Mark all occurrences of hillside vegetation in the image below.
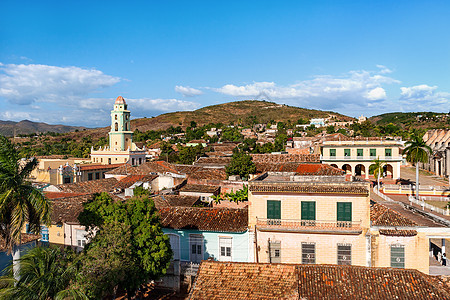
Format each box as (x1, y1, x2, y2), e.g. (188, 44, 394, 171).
(369, 112, 450, 129)
(0, 120, 86, 137)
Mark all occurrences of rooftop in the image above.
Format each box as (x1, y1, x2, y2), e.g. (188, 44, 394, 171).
(0, 233, 41, 252)
(115, 174, 158, 189)
(78, 164, 123, 171)
(57, 177, 118, 194)
(158, 207, 248, 232)
(255, 162, 344, 175)
(152, 194, 202, 209)
(190, 261, 450, 300)
(115, 95, 126, 104)
(106, 161, 182, 176)
(250, 153, 320, 163)
(179, 184, 220, 194)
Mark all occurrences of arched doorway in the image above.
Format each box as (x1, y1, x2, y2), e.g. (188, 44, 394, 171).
(383, 164, 393, 178)
(355, 164, 366, 177)
(342, 164, 352, 175)
(330, 164, 339, 169)
(368, 164, 376, 176)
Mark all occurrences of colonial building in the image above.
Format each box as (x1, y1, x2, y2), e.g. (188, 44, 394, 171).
(422, 129, 450, 179)
(248, 172, 371, 267)
(91, 96, 146, 166)
(320, 139, 403, 179)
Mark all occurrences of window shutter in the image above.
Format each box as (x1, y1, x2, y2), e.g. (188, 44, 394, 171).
(267, 200, 281, 219)
(301, 201, 316, 220)
(330, 149, 336, 156)
(357, 149, 363, 156)
(337, 202, 352, 221)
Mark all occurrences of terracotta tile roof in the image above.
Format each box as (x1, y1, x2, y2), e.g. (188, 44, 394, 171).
(115, 175, 158, 189)
(152, 194, 201, 209)
(179, 184, 220, 194)
(173, 164, 203, 175)
(158, 207, 248, 232)
(255, 162, 344, 175)
(371, 202, 418, 227)
(0, 233, 40, 252)
(249, 182, 369, 195)
(57, 177, 118, 194)
(50, 194, 94, 224)
(194, 157, 232, 167)
(190, 261, 450, 300)
(105, 161, 182, 176)
(78, 164, 123, 171)
(44, 192, 87, 199)
(250, 153, 320, 163)
(188, 168, 228, 181)
(378, 229, 418, 236)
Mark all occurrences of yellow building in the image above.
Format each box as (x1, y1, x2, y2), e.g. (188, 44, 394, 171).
(321, 139, 403, 179)
(248, 171, 371, 267)
(91, 96, 146, 166)
(30, 157, 90, 185)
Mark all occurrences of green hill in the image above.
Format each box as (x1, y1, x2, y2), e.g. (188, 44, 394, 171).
(369, 112, 450, 129)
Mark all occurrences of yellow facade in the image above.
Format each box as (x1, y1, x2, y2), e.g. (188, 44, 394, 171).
(48, 225, 65, 245)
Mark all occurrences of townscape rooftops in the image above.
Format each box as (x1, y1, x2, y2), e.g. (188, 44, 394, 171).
(188, 168, 228, 181)
(250, 153, 320, 163)
(190, 261, 450, 300)
(194, 157, 232, 166)
(255, 162, 344, 176)
(50, 193, 94, 224)
(371, 202, 418, 227)
(152, 194, 201, 209)
(158, 207, 248, 232)
(115, 174, 158, 189)
(105, 161, 182, 176)
(179, 184, 220, 194)
(78, 164, 123, 171)
(57, 177, 118, 194)
(249, 182, 369, 195)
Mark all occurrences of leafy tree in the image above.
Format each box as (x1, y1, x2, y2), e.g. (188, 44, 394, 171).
(221, 127, 243, 142)
(77, 222, 137, 299)
(369, 157, 386, 191)
(274, 134, 288, 152)
(177, 144, 205, 165)
(0, 246, 86, 300)
(404, 133, 432, 199)
(326, 125, 335, 134)
(212, 185, 248, 203)
(0, 135, 51, 277)
(78, 193, 172, 297)
(226, 151, 256, 180)
(190, 121, 197, 128)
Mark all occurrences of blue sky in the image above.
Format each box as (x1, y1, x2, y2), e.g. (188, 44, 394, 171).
(1, 1, 449, 127)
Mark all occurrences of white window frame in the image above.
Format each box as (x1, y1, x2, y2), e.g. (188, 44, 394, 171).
(167, 233, 181, 261)
(337, 243, 352, 265)
(218, 236, 233, 261)
(189, 234, 204, 263)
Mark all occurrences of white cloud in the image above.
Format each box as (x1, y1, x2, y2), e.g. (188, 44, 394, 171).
(175, 85, 203, 97)
(0, 63, 120, 105)
(400, 84, 450, 109)
(0, 111, 33, 121)
(213, 69, 399, 111)
(376, 64, 393, 74)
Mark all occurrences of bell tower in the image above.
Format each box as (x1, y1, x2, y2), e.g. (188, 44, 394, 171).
(109, 96, 133, 151)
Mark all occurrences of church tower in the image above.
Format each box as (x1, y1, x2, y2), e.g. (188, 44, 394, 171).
(109, 96, 133, 151)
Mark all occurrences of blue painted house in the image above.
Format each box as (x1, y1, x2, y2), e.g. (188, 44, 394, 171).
(0, 234, 40, 275)
(159, 207, 249, 264)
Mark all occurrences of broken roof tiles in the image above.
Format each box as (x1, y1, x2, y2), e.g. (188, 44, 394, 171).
(255, 162, 344, 175)
(190, 261, 450, 300)
(250, 153, 320, 163)
(371, 202, 418, 227)
(158, 207, 248, 233)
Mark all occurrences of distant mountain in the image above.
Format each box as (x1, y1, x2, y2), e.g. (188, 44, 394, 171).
(0, 120, 87, 137)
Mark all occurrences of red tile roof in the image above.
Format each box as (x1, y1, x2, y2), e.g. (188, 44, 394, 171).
(255, 162, 344, 175)
(115, 175, 158, 189)
(152, 195, 201, 209)
(188, 168, 228, 181)
(194, 157, 232, 167)
(106, 161, 182, 175)
(179, 184, 220, 194)
(158, 207, 248, 232)
(57, 177, 118, 194)
(371, 202, 418, 227)
(250, 182, 369, 195)
(190, 261, 450, 300)
(250, 153, 320, 163)
(44, 192, 87, 199)
(78, 164, 123, 171)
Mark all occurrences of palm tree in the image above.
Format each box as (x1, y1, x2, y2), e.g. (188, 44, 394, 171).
(0, 135, 51, 278)
(370, 157, 386, 191)
(404, 133, 432, 200)
(0, 246, 87, 299)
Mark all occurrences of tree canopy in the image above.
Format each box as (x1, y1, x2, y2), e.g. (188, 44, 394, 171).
(225, 151, 256, 180)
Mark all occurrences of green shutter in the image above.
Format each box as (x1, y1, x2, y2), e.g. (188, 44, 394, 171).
(357, 149, 363, 157)
(301, 201, 316, 220)
(267, 200, 281, 219)
(337, 202, 352, 221)
(370, 149, 376, 157)
(330, 149, 336, 156)
(391, 245, 405, 268)
(344, 149, 350, 156)
(385, 148, 392, 156)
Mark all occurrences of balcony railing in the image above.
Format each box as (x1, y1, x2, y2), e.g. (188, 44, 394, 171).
(256, 218, 362, 234)
(320, 155, 402, 161)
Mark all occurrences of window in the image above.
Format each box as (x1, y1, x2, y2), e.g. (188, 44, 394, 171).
(337, 244, 351, 265)
(269, 240, 281, 263)
(267, 200, 281, 220)
(95, 172, 100, 180)
(357, 149, 363, 157)
(344, 149, 351, 156)
(88, 173, 93, 181)
(391, 244, 405, 268)
(301, 201, 316, 226)
(302, 243, 315, 264)
(337, 202, 352, 226)
(115, 115, 117, 120)
(370, 149, 376, 157)
(385, 148, 392, 157)
(115, 123, 118, 131)
(219, 237, 232, 261)
(168, 234, 180, 261)
(76, 230, 87, 248)
(330, 149, 336, 157)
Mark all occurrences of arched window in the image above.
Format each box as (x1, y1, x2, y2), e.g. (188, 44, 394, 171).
(115, 115, 117, 120)
(115, 123, 118, 131)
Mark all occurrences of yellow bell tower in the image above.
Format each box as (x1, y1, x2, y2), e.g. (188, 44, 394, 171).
(109, 96, 133, 151)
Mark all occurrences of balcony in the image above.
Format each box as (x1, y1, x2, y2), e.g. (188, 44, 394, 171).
(256, 218, 362, 235)
(320, 155, 402, 162)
